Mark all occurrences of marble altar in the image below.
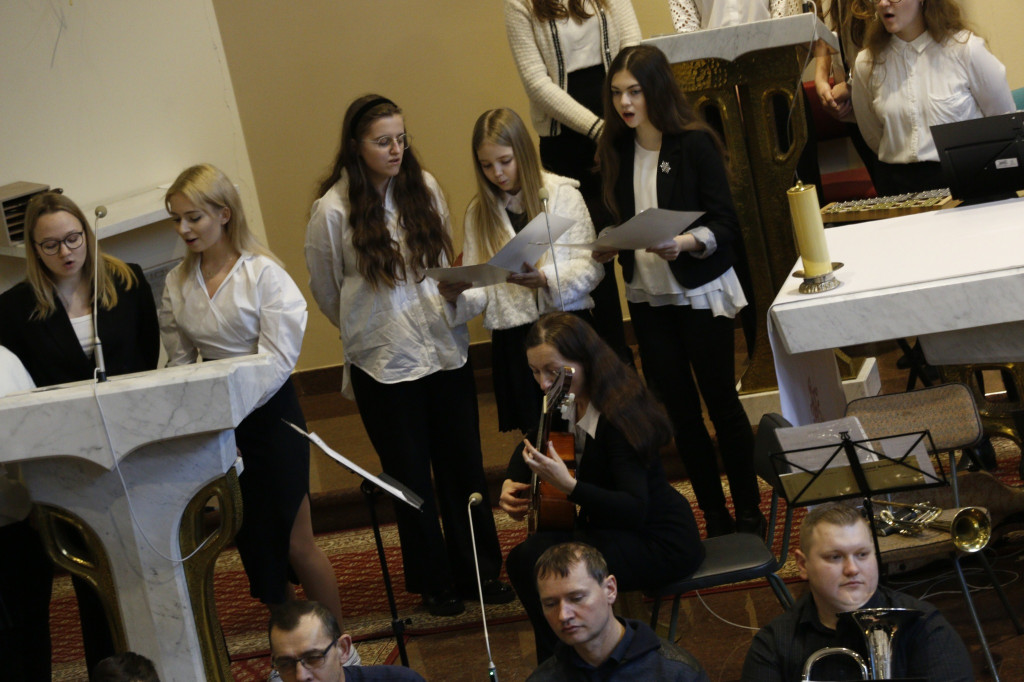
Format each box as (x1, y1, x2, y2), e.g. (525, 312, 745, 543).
(768, 196, 1024, 425)
(0, 355, 276, 681)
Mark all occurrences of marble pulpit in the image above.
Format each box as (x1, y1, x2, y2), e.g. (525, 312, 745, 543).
(646, 15, 867, 410)
(0, 355, 276, 681)
(768, 196, 1024, 425)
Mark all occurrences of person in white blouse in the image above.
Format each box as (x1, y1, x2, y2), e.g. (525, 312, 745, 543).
(304, 95, 511, 618)
(159, 164, 351, 650)
(505, 0, 639, 366)
(851, 0, 1014, 195)
(439, 108, 604, 435)
(669, 0, 797, 32)
(595, 45, 764, 538)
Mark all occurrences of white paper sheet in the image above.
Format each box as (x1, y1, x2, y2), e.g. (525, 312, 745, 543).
(558, 208, 704, 251)
(426, 212, 575, 288)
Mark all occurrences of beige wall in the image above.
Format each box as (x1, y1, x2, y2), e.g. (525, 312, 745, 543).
(209, 1, 1020, 373)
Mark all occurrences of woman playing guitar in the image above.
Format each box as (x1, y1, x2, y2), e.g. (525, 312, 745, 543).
(500, 312, 705, 663)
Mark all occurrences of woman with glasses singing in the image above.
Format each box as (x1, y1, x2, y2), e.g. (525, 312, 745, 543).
(850, 0, 1013, 195)
(0, 191, 160, 674)
(305, 95, 510, 618)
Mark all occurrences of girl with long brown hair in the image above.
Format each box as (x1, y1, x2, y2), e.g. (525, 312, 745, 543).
(595, 44, 764, 540)
(305, 95, 509, 617)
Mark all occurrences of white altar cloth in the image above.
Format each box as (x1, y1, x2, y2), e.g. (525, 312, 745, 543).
(768, 196, 1024, 425)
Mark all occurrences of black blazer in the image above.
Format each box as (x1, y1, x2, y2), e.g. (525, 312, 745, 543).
(613, 129, 741, 289)
(0, 263, 160, 387)
(507, 415, 704, 571)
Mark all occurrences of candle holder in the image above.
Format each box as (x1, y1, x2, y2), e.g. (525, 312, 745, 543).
(793, 262, 844, 294)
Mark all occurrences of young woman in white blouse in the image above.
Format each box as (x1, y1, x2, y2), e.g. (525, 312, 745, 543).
(596, 45, 763, 538)
(440, 108, 604, 434)
(504, 0, 640, 365)
(304, 95, 510, 617)
(851, 0, 1014, 195)
(159, 164, 348, 637)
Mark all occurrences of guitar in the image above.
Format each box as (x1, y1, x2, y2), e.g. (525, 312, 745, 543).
(527, 366, 577, 535)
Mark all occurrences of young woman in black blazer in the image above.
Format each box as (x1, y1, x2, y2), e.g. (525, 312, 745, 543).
(594, 44, 763, 538)
(501, 312, 703, 663)
(0, 192, 160, 674)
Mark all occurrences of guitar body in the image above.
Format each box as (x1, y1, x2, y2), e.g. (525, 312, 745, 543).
(528, 431, 577, 534)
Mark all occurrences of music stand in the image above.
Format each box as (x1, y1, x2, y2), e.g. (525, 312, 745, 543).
(284, 421, 423, 667)
(769, 426, 946, 571)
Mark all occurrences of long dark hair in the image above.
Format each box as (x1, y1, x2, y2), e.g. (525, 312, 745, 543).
(525, 312, 673, 462)
(531, 0, 606, 22)
(316, 94, 453, 289)
(596, 45, 724, 223)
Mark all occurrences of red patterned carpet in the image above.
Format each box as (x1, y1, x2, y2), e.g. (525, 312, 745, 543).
(48, 438, 1024, 681)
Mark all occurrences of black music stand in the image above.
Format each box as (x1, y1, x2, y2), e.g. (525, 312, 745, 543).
(769, 428, 946, 571)
(284, 421, 423, 667)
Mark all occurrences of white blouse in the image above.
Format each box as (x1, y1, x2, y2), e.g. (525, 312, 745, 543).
(305, 171, 468, 399)
(159, 252, 307, 407)
(557, 9, 602, 73)
(625, 142, 747, 318)
(670, 0, 795, 33)
(852, 30, 1014, 164)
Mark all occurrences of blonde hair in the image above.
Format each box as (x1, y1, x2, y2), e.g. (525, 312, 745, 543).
(24, 192, 136, 320)
(467, 109, 545, 261)
(165, 164, 279, 278)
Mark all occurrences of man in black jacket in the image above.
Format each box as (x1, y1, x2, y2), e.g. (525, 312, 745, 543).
(528, 542, 708, 681)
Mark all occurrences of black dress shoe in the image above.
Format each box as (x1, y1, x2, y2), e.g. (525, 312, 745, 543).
(462, 579, 516, 605)
(703, 509, 735, 538)
(422, 589, 465, 617)
(735, 508, 768, 541)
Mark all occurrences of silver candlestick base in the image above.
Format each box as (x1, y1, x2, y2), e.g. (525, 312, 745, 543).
(793, 262, 844, 294)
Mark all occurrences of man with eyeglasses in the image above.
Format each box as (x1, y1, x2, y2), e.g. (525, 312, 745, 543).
(269, 601, 425, 681)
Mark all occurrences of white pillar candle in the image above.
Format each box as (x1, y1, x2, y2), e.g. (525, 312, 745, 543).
(787, 182, 831, 278)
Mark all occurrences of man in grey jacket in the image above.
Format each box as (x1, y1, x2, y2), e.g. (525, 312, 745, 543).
(528, 542, 708, 682)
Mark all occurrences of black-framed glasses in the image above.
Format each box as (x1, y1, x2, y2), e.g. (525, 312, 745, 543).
(363, 133, 409, 150)
(36, 231, 85, 256)
(271, 638, 337, 678)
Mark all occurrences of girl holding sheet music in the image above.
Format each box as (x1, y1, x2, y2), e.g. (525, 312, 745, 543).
(439, 108, 603, 434)
(304, 95, 509, 617)
(595, 44, 763, 538)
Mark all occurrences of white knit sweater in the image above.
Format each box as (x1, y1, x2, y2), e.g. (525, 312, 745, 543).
(504, 0, 641, 139)
(449, 172, 604, 331)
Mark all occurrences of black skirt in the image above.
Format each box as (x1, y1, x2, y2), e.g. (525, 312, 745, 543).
(491, 324, 543, 433)
(232, 378, 309, 603)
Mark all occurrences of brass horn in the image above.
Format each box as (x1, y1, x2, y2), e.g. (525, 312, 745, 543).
(802, 607, 921, 681)
(870, 499, 991, 553)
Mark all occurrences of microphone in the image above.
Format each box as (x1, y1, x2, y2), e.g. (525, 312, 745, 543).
(466, 493, 499, 682)
(92, 205, 108, 382)
(537, 188, 564, 311)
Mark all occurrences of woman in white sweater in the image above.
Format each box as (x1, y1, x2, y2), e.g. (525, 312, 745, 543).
(504, 0, 640, 365)
(441, 108, 603, 434)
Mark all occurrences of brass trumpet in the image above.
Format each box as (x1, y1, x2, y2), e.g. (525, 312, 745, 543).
(870, 499, 991, 553)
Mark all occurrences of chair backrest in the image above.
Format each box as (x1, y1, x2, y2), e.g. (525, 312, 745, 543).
(753, 413, 796, 567)
(844, 383, 983, 452)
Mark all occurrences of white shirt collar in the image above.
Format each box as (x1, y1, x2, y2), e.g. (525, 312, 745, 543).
(574, 402, 601, 440)
(503, 191, 525, 214)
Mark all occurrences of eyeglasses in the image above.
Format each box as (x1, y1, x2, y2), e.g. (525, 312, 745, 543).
(364, 133, 409, 150)
(271, 638, 337, 679)
(36, 231, 85, 256)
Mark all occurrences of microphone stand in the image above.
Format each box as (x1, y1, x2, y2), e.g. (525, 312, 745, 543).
(538, 188, 565, 311)
(93, 206, 108, 382)
(467, 493, 499, 681)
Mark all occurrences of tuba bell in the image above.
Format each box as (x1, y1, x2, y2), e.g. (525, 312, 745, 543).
(871, 499, 991, 553)
(802, 607, 921, 681)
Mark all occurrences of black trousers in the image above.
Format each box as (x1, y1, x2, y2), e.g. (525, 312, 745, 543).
(627, 302, 760, 517)
(350, 362, 503, 594)
(0, 519, 53, 682)
(873, 160, 945, 196)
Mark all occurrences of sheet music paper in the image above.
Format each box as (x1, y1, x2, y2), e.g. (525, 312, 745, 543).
(557, 208, 704, 251)
(426, 212, 575, 287)
(283, 420, 423, 510)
